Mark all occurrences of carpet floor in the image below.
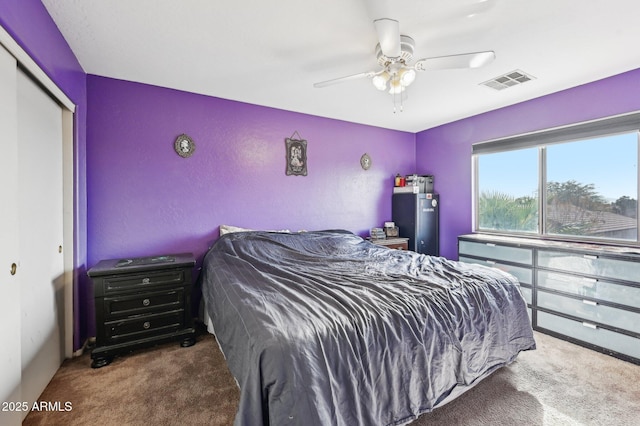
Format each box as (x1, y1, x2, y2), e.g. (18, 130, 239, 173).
(23, 329, 640, 425)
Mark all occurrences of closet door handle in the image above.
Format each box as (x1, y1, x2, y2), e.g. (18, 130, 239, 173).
(10, 263, 17, 275)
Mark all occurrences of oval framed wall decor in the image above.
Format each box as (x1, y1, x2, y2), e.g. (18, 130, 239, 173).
(174, 134, 195, 158)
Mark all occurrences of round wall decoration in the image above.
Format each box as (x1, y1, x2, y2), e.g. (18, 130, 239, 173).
(174, 134, 195, 158)
(360, 153, 372, 170)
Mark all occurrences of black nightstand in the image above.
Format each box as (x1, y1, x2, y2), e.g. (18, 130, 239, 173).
(88, 253, 197, 368)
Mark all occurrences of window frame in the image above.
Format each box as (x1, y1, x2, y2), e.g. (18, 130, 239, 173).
(472, 111, 640, 246)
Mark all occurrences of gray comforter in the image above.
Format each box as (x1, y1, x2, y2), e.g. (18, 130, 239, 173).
(201, 230, 535, 425)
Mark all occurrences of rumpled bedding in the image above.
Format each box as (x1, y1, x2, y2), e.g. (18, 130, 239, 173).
(201, 230, 535, 426)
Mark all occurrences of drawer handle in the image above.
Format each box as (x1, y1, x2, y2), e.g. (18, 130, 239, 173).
(143, 321, 151, 329)
(142, 277, 150, 284)
(583, 254, 598, 260)
(485, 260, 496, 265)
(582, 299, 598, 306)
(142, 298, 151, 307)
(486, 243, 496, 247)
(582, 322, 598, 330)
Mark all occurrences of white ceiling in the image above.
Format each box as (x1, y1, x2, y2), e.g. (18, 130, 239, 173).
(43, 0, 640, 133)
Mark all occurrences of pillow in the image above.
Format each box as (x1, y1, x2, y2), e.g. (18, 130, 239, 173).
(219, 224, 291, 237)
(219, 224, 253, 236)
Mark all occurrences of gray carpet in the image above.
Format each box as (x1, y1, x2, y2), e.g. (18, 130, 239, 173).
(24, 330, 640, 425)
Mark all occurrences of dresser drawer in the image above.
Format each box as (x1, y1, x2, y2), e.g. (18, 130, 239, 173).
(102, 269, 186, 294)
(537, 311, 640, 360)
(537, 291, 640, 334)
(537, 250, 640, 282)
(105, 310, 184, 343)
(104, 289, 184, 318)
(537, 270, 640, 310)
(459, 240, 533, 266)
(459, 256, 533, 285)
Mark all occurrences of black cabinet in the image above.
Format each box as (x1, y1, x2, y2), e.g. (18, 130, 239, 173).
(392, 193, 439, 256)
(88, 253, 196, 368)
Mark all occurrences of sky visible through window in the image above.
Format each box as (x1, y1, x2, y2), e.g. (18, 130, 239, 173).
(479, 132, 638, 202)
(479, 148, 537, 199)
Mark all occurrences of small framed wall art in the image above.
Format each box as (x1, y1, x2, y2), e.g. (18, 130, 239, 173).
(360, 153, 372, 170)
(285, 137, 307, 176)
(174, 134, 195, 158)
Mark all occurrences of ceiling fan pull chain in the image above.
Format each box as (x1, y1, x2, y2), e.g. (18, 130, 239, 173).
(392, 89, 404, 114)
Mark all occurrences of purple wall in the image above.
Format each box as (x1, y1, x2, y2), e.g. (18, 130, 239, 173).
(86, 75, 415, 334)
(8, 0, 640, 347)
(416, 68, 640, 260)
(0, 1, 88, 350)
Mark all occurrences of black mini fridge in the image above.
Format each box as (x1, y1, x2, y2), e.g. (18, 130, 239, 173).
(392, 193, 439, 256)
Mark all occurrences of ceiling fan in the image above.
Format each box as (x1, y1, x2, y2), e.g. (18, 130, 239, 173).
(313, 13, 495, 111)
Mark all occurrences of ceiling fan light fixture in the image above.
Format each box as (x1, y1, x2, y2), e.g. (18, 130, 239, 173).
(313, 14, 496, 113)
(372, 71, 390, 91)
(398, 68, 416, 86)
(388, 78, 405, 95)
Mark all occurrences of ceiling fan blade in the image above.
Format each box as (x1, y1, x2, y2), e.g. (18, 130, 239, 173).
(414, 51, 495, 71)
(374, 18, 401, 58)
(313, 71, 376, 88)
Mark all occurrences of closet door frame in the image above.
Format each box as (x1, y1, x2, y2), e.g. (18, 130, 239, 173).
(0, 42, 21, 426)
(0, 26, 76, 359)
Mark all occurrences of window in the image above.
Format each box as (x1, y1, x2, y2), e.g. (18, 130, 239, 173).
(477, 148, 539, 233)
(546, 133, 637, 241)
(474, 113, 640, 244)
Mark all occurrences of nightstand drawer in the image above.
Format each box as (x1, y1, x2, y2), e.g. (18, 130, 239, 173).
(105, 289, 184, 318)
(371, 237, 409, 250)
(103, 269, 186, 294)
(105, 310, 184, 343)
(383, 242, 408, 250)
(537, 290, 640, 334)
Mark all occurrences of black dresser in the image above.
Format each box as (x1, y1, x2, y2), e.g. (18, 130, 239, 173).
(88, 253, 197, 368)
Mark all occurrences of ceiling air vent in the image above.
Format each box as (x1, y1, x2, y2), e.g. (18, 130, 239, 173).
(481, 70, 535, 90)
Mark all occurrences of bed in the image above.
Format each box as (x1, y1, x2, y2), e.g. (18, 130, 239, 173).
(201, 229, 535, 426)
